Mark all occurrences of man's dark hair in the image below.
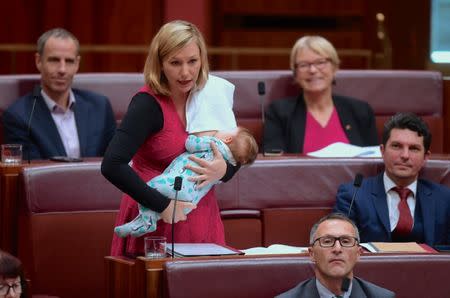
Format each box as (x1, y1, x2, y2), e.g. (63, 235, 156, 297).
(0, 249, 28, 296)
(0, 250, 22, 278)
(382, 112, 432, 152)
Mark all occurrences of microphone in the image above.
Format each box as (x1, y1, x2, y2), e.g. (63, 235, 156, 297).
(347, 174, 363, 217)
(171, 176, 183, 258)
(257, 81, 266, 155)
(341, 277, 351, 292)
(27, 85, 40, 163)
(174, 176, 183, 191)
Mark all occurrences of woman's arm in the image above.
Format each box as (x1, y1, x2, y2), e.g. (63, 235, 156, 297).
(222, 161, 240, 182)
(101, 92, 171, 213)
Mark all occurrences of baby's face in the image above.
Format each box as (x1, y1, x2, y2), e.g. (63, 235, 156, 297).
(214, 127, 239, 142)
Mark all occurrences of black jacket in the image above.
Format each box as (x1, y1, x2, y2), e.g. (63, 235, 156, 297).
(264, 94, 378, 153)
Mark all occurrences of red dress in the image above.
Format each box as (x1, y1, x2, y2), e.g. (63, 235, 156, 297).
(111, 86, 225, 257)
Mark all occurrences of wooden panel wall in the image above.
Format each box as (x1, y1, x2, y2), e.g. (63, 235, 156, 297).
(211, 0, 431, 70)
(0, 0, 163, 74)
(368, 0, 431, 70)
(212, 0, 373, 69)
(0, 0, 433, 73)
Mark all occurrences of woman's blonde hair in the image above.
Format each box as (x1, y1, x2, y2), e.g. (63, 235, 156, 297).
(143, 20, 209, 96)
(290, 35, 340, 73)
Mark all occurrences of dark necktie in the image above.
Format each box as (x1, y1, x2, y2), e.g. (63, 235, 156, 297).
(392, 186, 413, 236)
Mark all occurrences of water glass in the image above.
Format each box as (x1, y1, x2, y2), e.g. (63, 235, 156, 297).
(1, 144, 22, 165)
(144, 236, 167, 258)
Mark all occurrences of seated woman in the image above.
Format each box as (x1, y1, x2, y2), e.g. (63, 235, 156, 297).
(0, 250, 27, 298)
(263, 35, 378, 154)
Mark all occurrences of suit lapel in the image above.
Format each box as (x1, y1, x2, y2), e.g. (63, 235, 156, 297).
(371, 174, 391, 238)
(417, 180, 435, 245)
(34, 98, 66, 155)
(73, 91, 88, 156)
(300, 278, 320, 297)
(350, 278, 368, 298)
(290, 94, 307, 152)
(333, 97, 356, 143)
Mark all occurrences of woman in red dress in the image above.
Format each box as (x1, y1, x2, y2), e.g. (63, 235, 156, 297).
(101, 20, 238, 257)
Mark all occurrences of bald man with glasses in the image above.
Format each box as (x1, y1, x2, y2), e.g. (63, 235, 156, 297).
(276, 213, 395, 298)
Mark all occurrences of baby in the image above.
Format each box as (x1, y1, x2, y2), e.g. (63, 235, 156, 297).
(115, 75, 258, 237)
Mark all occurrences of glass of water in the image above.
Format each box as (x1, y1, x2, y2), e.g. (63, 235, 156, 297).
(144, 236, 167, 258)
(1, 144, 22, 165)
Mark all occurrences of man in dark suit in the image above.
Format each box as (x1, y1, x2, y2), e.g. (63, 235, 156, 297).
(276, 213, 395, 298)
(2, 28, 116, 160)
(334, 113, 450, 246)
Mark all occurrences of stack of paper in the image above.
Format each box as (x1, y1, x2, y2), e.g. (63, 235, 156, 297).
(307, 142, 381, 158)
(242, 244, 308, 255)
(165, 243, 243, 257)
(360, 242, 436, 253)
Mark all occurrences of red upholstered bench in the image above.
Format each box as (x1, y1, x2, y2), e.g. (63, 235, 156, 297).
(163, 254, 450, 298)
(13, 157, 450, 297)
(0, 70, 445, 151)
(215, 70, 444, 152)
(216, 157, 450, 249)
(17, 161, 122, 298)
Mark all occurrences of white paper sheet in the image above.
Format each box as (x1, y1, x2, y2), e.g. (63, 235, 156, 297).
(307, 142, 381, 158)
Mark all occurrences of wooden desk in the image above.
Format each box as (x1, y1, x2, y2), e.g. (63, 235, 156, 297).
(104, 253, 302, 298)
(0, 162, 22, 253)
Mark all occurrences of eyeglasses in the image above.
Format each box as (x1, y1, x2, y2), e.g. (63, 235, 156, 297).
(0, 282, 22, 295)
(312, 236, 358, 248)
(295, 58, 331, 73)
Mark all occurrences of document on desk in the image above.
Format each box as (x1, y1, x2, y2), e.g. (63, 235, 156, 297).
(307, 142, 381, 158)
(360, 242, 437, 253)
(242, 244, 308, 255)
(165, 243, 243, 257)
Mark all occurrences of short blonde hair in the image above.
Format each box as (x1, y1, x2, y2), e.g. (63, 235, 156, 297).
(143, 20, 209, 96)
(228, 127, 259, 165)
(290, 35, 340, 73)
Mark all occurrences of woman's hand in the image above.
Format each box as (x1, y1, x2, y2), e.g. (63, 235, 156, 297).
(160, 200, 197, 224)
(185, 142, 227, 189)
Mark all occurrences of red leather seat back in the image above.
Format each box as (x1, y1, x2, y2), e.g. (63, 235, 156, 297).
(18, 161, 122, 298)
(164, 254, 450, 298)
(0, 70, 444, 151)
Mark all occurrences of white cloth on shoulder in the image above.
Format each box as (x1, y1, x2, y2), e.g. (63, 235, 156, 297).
(186, 74, 237, 133)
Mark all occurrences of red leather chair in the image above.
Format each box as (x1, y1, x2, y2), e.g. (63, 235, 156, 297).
(17, 161, 122, 298)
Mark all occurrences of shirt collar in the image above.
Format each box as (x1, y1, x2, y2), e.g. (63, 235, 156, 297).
(41, 89, 76, 113)
(316, 278, 352, 298)
(383, 172, 417, 196)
